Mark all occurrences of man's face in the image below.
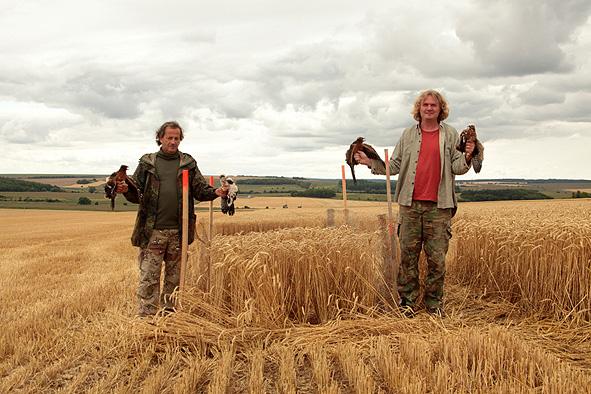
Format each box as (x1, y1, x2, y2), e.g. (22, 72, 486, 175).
(159, 127, 182, 154)
(420, 95, 441, 122)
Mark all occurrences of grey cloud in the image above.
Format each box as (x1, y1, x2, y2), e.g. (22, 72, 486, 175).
(0, 121, 50, 144)
(255, 45, 348, 109)
(255, 93, 412, 153)
(445, 88, 511, 122)
(365, 13, 477, 79)
(262, 44, 344, 82)
(179, 29, 216, 44)
(518, 83, 566, 106)
(521, 92, 591, 122)
(0, 117, 79, 145)
(456, 0, 591, 76)
(4, 65, 153, 120)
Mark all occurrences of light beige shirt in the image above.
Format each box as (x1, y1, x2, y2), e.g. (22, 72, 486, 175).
(370, 122, 470, 209)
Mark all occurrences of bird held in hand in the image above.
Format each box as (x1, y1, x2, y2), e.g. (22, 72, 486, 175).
(456, 125, 484, 173)
(220, 175, 238, 216)
(345, 137, 385, 183)
(104, 165, 139, 211)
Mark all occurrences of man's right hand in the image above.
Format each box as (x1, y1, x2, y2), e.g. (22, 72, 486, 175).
(116, 181, 128, 193)
(215, 186, 229, 197)
(354, 151, 372, 166)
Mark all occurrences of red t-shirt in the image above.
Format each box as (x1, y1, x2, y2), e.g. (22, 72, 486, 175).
(412, 128, 441, 202)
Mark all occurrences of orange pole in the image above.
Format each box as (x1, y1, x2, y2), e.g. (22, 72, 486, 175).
(180, 170, 189, 294)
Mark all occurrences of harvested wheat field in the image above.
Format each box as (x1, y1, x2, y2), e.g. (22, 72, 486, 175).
(1, 199, 591, 393)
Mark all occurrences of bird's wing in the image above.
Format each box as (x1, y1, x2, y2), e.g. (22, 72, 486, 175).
(362, 143, 385, 164)
(345, 145, 354, 165)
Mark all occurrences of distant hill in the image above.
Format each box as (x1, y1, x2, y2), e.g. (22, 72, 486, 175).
(0, 177, 64, 192)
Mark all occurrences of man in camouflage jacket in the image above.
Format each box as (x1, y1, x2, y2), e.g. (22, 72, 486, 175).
(117, 121, 227, 316)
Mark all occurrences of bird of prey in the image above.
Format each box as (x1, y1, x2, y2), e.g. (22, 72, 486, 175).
(456, 125, 484, 173)
(104, 165, 138, 211)
(220, 175, 238, 216)
(345, 137, 385, 183)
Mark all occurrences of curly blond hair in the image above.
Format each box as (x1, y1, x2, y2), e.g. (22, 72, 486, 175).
(412, 89, 449, 123)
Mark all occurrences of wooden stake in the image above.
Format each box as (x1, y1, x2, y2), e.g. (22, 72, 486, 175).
(207, 175, 215, 292)
(180, 169, 189, 295)
(209, 175, 214, 240)
(341, 164, 349, 224)
(384, 149, 394, 236)
(326, 208, 335, 227)
(378, 214, 396, 306)
(384, 149, 395, 297)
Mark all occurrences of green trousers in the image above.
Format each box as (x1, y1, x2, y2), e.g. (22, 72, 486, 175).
(397, 200, 452, 309)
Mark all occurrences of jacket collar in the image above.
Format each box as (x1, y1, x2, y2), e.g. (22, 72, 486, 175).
(141, 150, 195, 170)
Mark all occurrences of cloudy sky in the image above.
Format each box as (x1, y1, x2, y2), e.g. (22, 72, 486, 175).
(1, 0, 590, 179)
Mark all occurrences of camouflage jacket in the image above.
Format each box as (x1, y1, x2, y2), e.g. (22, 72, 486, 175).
(123, 151, 218, 248)
(370, 123, 470, 209)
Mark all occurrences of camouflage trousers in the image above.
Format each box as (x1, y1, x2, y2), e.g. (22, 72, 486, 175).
(137, 229, 181, 316)
(397, 200, 452, 309)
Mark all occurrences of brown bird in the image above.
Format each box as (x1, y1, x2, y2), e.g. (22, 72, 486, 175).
(456, 125, 484, 173)
(219, 175, 239, 216)
(345, 137, 385, 183)
(104, 165, 138, 211)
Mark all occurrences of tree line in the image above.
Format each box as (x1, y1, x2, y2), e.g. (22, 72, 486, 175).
(337, 179, 397, 193)
(0, 177, 63, 192)
(458, 189, 552, 201)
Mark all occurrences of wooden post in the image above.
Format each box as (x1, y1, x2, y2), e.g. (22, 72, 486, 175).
(383, 149, 397, 305)
(384, 149, 394, 238)
(326, 208, 335, 227)
(385, 149, 400, 265)
(207, 175, 215, 292)
(378, 214, 396, 306)
(180, 169, 189, 296)
(198, 224, 211, 293)
(209, 175, 214, 240)
(341, 165, 349, 224)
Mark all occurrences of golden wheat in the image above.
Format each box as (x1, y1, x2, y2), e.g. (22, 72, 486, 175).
(2, 200, 591, 393)
(450, 199, 591, 322)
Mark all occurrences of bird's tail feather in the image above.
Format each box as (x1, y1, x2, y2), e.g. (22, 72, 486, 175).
(350, 164, 357, 184)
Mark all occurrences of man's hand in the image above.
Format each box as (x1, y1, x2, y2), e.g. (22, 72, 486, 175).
(215, 186, 229, 197)
(116, 181, 128, 193)
(465, 141, 475, 162)
(354, 151, 372, 166)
